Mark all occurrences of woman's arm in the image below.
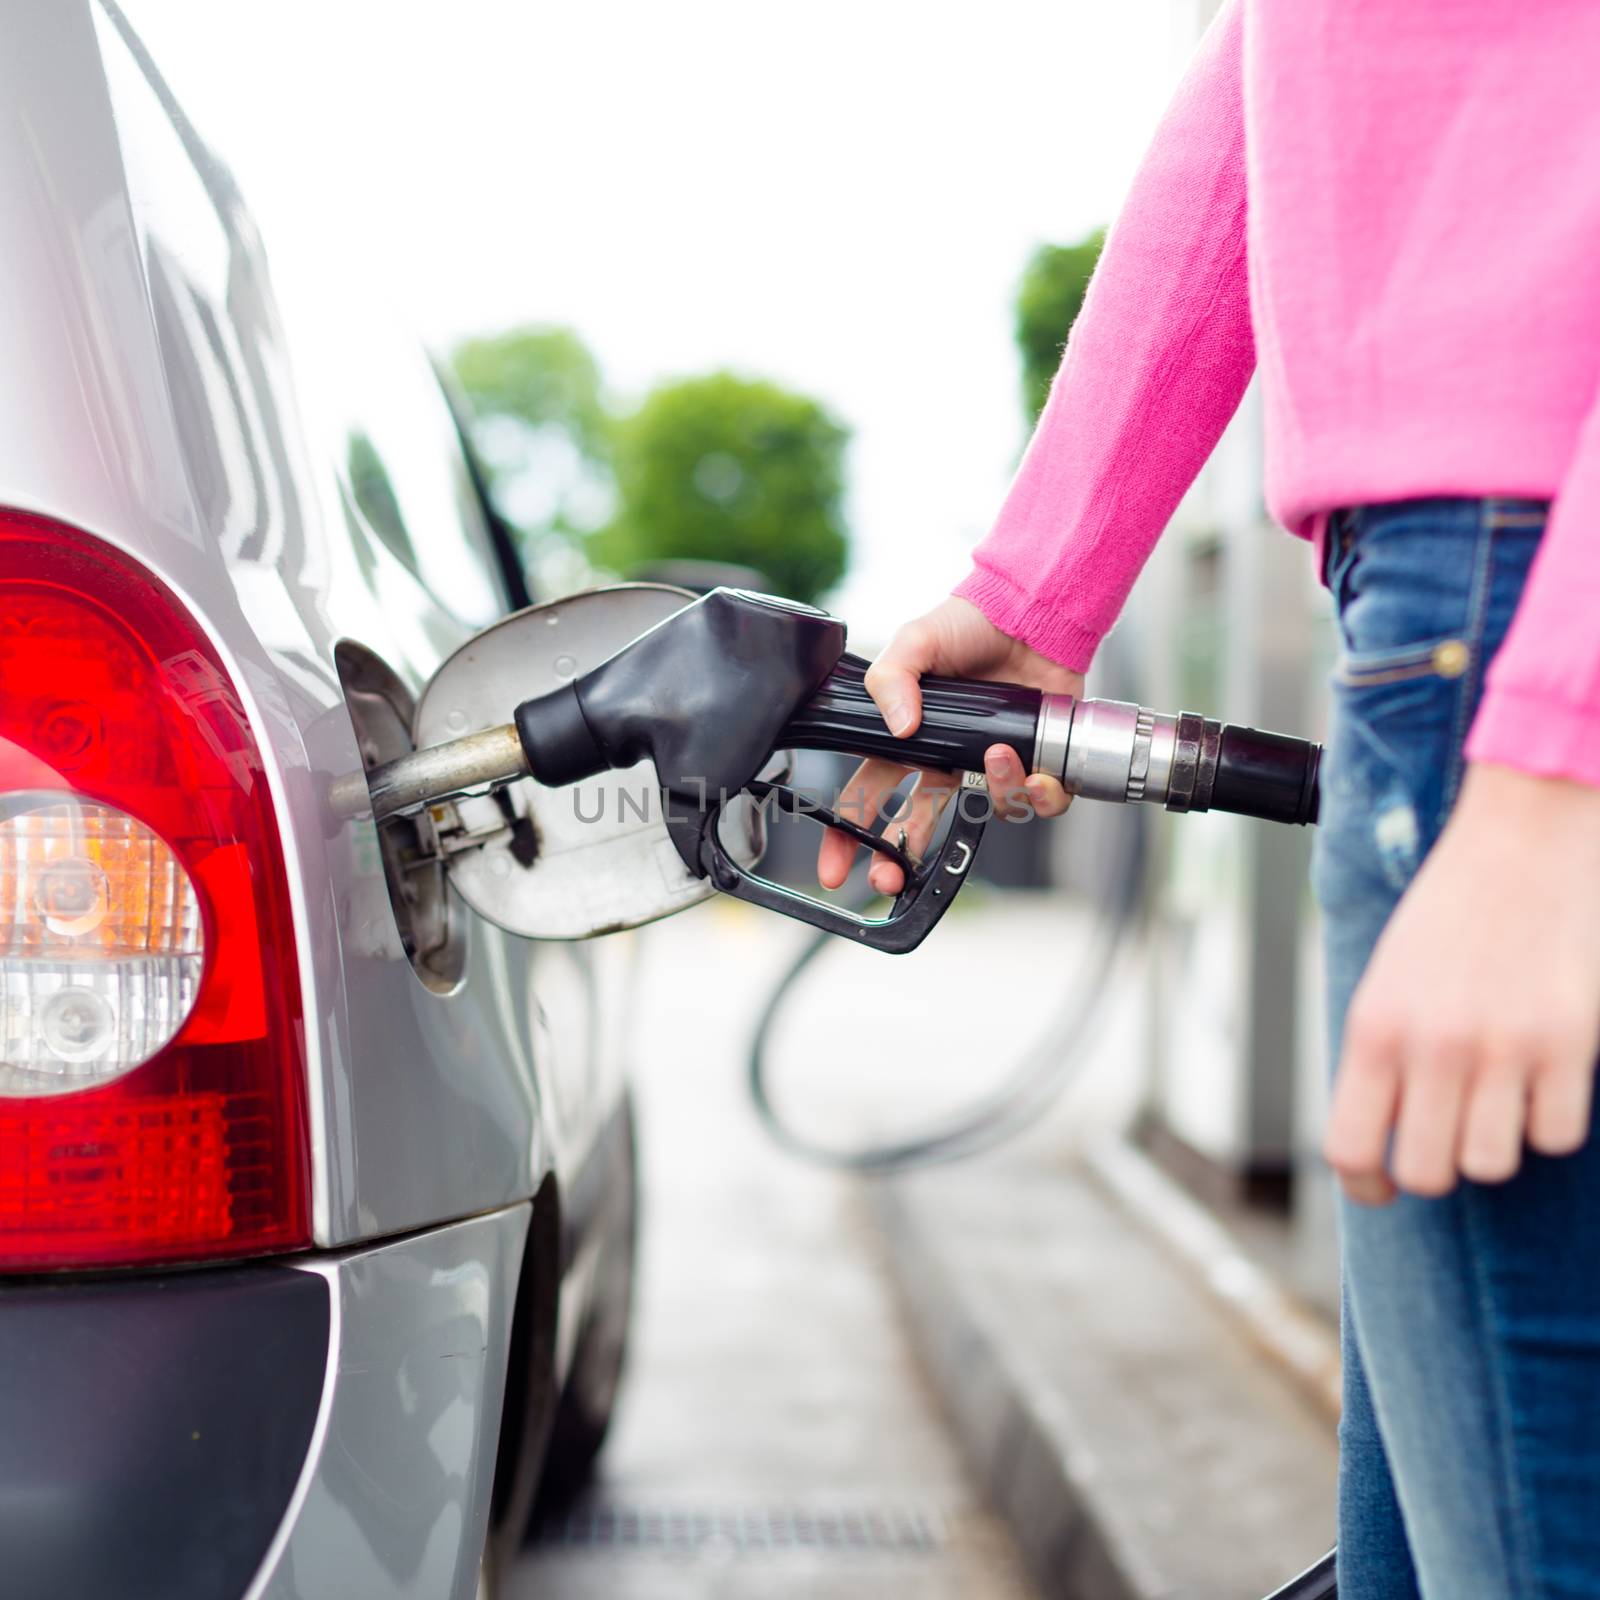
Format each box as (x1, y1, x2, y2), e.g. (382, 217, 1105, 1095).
(954, 0, 1254, 672)
(819, 0, 1253, 893)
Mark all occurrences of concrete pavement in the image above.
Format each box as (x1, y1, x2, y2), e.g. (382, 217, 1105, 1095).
(510, 898, 1038, 1599)
(874, 1156, 1338, 1600)
(511, 889, 1341, 1599)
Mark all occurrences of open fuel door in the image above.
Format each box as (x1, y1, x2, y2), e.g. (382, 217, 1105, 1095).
(404, 584, 769, 941)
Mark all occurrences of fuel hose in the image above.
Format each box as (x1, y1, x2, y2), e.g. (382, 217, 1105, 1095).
(745, 787, 1146, 1173)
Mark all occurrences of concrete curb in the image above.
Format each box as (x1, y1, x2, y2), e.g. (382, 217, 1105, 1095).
(868, 1179, 1142, 1600)
(1082, 1142, 1342, 1425)
(869, 1143, 1339, 1600)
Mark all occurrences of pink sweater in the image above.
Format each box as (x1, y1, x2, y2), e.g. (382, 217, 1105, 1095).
(955, 0, 1600, 786)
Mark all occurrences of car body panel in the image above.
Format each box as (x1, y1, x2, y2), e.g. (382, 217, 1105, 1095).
(1, 8, 634, 1588)
(0, 0, 621, 1246)
(248, 1207, 529, 1600)
(0, 1207, 529, 1600)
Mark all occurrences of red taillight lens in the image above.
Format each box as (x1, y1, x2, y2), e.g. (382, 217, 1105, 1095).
(0, 512, 310, 1268)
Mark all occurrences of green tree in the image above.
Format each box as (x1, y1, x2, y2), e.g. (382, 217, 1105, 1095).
(1014, 229, 1105, 423)
(451, 326, 612, 589)
(593, 373, 850, 605)
(453, 325, 609, 459)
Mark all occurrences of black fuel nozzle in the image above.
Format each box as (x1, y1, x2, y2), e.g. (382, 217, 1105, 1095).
(769, 654, 1320, 825)
(511, 586, 1322, 953)
(512, 588, 997, 951)
(513, 588, 845, 867)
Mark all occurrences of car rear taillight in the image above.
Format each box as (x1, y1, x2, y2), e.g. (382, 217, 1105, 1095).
(0, 512, 310, 1268)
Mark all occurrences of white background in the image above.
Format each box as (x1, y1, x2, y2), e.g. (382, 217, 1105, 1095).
(130, 1, 1195, 638)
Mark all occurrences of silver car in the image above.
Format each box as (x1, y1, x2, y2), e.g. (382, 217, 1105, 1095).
(0, 4, 637, 1596)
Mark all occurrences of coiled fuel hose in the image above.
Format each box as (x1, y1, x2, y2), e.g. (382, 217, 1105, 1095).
(745, 792, 1146, 1173)
(744, 620, 1317, 1172)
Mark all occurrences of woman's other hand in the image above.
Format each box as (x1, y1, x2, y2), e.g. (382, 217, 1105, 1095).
(1325, 763, 1600, 1203)
(815, 596, 1085, 896)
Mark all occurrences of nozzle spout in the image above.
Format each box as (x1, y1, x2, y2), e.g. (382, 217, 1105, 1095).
(329, 722, 529, 824)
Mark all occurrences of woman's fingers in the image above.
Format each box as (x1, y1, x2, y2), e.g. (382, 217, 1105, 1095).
(1026, 773, 1072, 819)
(1317, 768, 1600, 1203)
(1330, 1038, 1586, 1199)
(1388, 1045, 1469, 1197)
(869, 772, 958, 896)
(817, 757, 912, 888)
(1330, 1034, 1573, 1199)
(817, 621, 956, 889)
(984, 745, 1030, 818)
(1527, 1051, 1594, 1156)
(817, 758, 957, 896)
(864, 622, 938, 737)
(983, 744, 1072, 820)
(824, 744, 1062, 897)
(1324, 1022, 1402, 1205)
(1457, 1062, 1528, 1184)
(814, 599, 1090, 894)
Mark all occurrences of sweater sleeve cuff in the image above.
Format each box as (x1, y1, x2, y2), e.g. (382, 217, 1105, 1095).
(1465, 686, 1600, 789)
(951, 564, 1104, 674)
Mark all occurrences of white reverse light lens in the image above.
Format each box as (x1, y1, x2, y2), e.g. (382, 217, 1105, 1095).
(0, 798, 204, 1095)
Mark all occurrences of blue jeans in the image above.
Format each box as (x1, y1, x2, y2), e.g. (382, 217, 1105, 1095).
(1313, 498, 1600, 1599)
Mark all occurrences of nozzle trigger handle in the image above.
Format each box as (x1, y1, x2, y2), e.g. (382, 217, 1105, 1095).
(700, 773, 991, 955)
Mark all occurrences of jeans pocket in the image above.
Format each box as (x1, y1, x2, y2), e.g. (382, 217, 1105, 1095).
(1319, 629, 1473, 915)
(1335, 635, 1472, 689)
(1316, 667, 1462, 907)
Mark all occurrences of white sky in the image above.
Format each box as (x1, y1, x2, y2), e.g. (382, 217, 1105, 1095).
(128, 1, 1196, 640)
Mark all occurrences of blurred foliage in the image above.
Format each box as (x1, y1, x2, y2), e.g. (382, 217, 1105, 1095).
(1015, 228, 1105, 423)
(592, 373, 850, 605)
(452, 325, 609, 459)
(452, 331, 851, 604)
(450, 326, 612, 592)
